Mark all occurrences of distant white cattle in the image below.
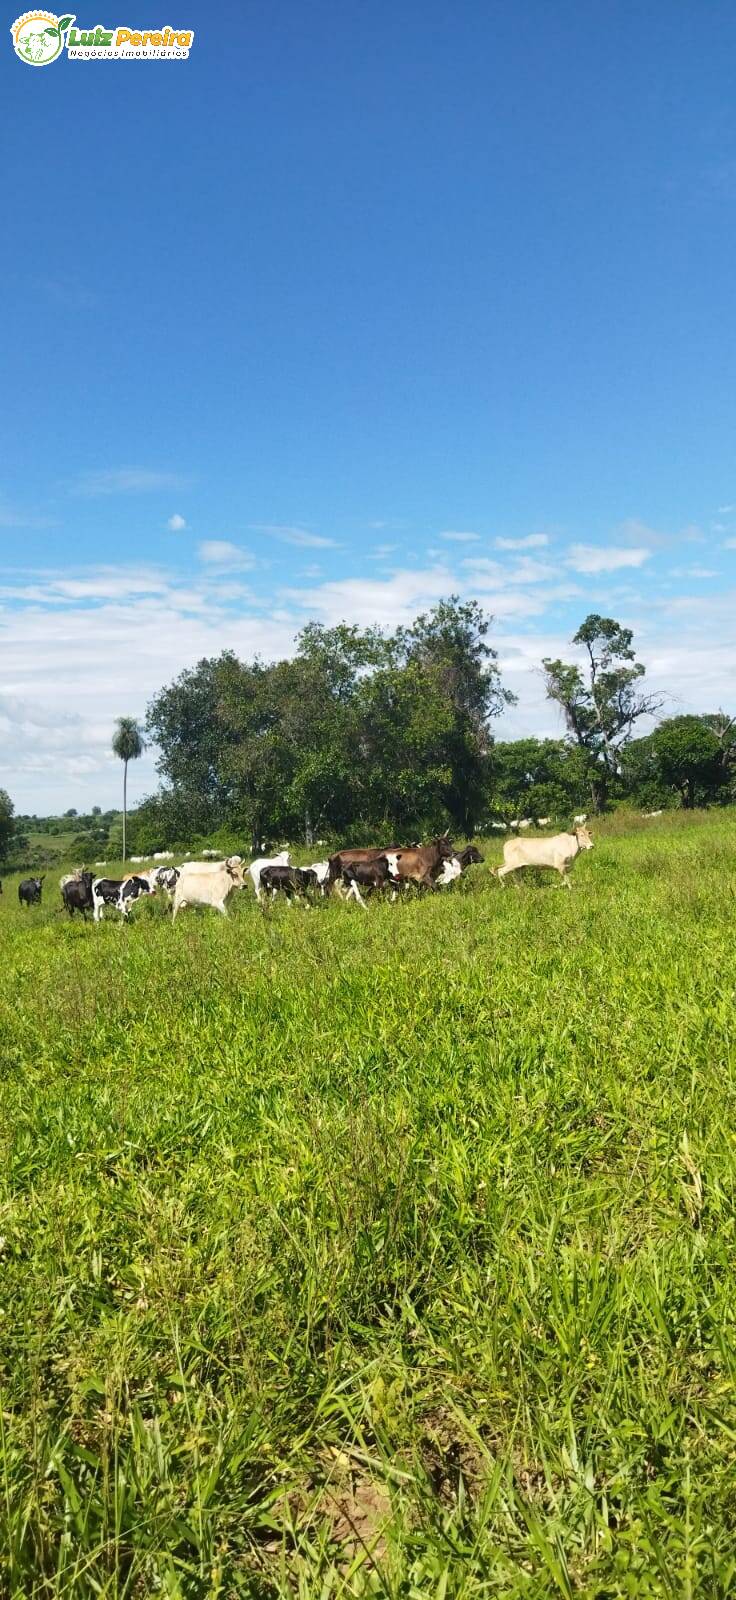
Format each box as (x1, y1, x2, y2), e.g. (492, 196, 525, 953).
(496, 825, 594, 889)
(153, 851, 174, 860)
(489, 822, 507, 831)
(173, 858, 246, 919)
(248, 851, 290, 902)
(130, 856, 145, 864)
(518, 818, 532, 829)
(643, 810, 663, 818)
(573, 813, 588, 825)
(537, 817, 550, 827)
(202, 848, 220, 858)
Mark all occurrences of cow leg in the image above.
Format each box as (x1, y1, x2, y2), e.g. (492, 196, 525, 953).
(559, 867, 573, 890)
(346, 881, 368, 909)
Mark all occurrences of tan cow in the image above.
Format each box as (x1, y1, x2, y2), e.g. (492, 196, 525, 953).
(496, 825, 594, 889)
(172, 857, 246, 919)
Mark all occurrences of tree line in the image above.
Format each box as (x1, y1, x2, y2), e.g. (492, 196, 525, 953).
(130, 600, 735, 852)
(1, 599, 733, 866)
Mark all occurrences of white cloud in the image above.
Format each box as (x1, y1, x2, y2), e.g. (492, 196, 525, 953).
(671, 565, 719, 580)
(0, 500, 56, 529)
(494, 533, 549, 551)
(439, 530, 481, 543)
(724, 538, 736, 550)
(198, 541, 255, 570)
(718, 504, 734, 515)
(251, 524, 338, 549)
(71, 468, 189, 497)
(167, 513, 187, 531)
(566, 543, 651, 574)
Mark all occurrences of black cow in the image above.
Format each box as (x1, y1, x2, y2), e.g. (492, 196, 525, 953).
(18, 877, 45, 907)
(457, 845, 484, 868)
(259, 865, 319, 904)
(92, 875, 156, 922)
(341, 854, 400, 907)
(62, 870, 95, 919)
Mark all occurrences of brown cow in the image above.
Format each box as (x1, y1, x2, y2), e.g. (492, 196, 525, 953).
(387, 836, 455, 891)
(326, 843, 402, 892)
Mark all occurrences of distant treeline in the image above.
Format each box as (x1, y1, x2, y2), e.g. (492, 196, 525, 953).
(130, 599, 736, 852)
(2, 599, 733, 866)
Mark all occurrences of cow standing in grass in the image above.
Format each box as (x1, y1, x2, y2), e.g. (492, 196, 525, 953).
(18, 877, 44, 907)
(496, 825, 594, 888)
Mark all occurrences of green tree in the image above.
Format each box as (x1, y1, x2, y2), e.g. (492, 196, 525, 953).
(542, 614, 663, 812)
(398, 598, 514, 833)
(489, 738, 591, 821)
(112, 717, 145, 862)
(651, 716, 724, 809)
(0, 789, 15, 863)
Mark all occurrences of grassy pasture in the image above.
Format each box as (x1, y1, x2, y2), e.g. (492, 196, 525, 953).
(0, 814, 735, 1597)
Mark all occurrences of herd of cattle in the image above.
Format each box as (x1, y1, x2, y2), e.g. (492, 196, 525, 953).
(8, 825, 595, 922)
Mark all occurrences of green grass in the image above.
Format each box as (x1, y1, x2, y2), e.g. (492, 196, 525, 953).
(0, 814, 735, 1597)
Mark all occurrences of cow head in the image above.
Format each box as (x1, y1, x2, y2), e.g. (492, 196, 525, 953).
(434, 835, 455, 861)
(575, 826, 594, 850)
(226, 859, 246, 886)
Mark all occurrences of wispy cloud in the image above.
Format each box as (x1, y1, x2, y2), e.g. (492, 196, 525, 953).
(718, 504, 734, 515)
(566, 543, 651, 575)
(251, 523, 338, 549)
(369, 543, 398, 560)
(439, 530, 481, 543)
(672, 565, 719, 580)
(723, 538, 736, 550)
(71, 467, 190, 497)
(166, 513, 187, 531)
(495, 533, 549, 551)
(198, 540, 255, 570)
(0, 499, 56, 529)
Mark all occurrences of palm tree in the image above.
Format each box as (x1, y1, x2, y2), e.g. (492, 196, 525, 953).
(112, 717, 144, 863)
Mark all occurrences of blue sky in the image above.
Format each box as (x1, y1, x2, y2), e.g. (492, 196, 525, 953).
(3, 1, 736, 811)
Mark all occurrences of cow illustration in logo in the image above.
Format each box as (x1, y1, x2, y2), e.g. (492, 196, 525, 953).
(11, 11, 74, 65)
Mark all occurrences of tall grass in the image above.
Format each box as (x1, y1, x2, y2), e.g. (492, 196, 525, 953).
(0, 814, 735, 1595)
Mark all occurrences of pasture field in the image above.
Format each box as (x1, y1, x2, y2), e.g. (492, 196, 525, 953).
(1, 814, 735, 1597)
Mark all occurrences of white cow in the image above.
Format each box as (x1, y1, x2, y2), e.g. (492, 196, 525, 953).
(573, 813, 588, 825)
(537, 817, 550, 827)
(178, 855, 242, 874)
(643, 810, 663, 818)
(496, 825, 594, 889)
(518, 818, 532, 830)
(434, 856, 463, 888)
(153, 851, 174, 860)
(248, 851, 290, 902)
(308, 860, 330, 895)
(172, 858, 246, 919)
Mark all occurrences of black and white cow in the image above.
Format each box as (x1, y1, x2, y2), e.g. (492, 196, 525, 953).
(259, 864, 319, 905)
(153, 865, 179, 895)
(62, 870, 95, 919)
(92, 875, 156, 922)
(340, 853, 401, 907)
(18, 877, 45, 907)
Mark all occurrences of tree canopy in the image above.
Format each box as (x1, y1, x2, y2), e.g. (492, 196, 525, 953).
(543, 614, 664, 811)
